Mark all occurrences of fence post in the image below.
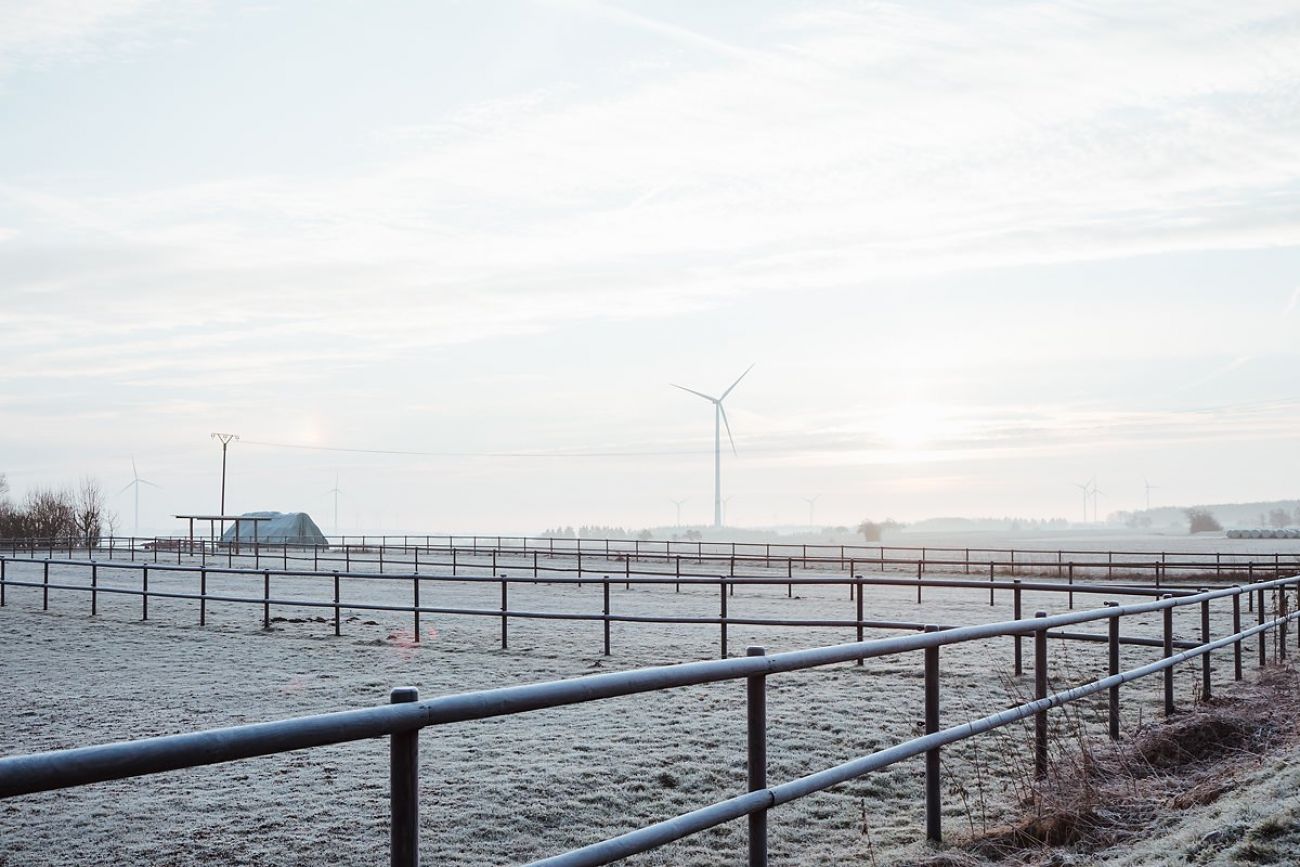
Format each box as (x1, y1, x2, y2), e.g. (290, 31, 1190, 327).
(534, 551, 539, 579)
(1013, 580, 1023, 676)
(142, 565, 148, 620)
(89, 561, 97, 615)
(1, 558, 6, 608)
(389, 686, 420, 867)
(603, 576, 611, 656)
(855, 574, 864, 665)
(379, 546, 384, 574)
(1162, 595, 1174, 717)
(333, 571, 341, 637)
(200, 568, 207, 625)
(1034, 612, 1049, 778)
(451, 548, 456, 576)
(988, 562, 994, 606)
(263, 570, 271, 629)
(1200, 589, 1212, 701)
(1232, 588, 1242, 681)
(747, 646, 768, 867)
(1258, 586, 1266, 667)
(923, 624, 941, 843)
(1280, 588, 1289, 662)
(500, 575, 508, 650)
(787, 558, 792, 598)
(720, 580, 728, 659)
(675, 556, 680, 593)
(1067, 563, 1074, 609)
(1105, 602, 1119, 740)
(413, 575, 420, 642)
(43, 559, 49, 610)
(915, 561, 922, 604)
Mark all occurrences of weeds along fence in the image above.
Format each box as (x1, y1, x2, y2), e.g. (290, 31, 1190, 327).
(6, 534, 1300, 588)
(3, 553, 1281, 660)
(2, 578, 1299, 866)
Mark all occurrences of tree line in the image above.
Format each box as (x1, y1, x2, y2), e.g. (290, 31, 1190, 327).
(0, 474, 115, 547)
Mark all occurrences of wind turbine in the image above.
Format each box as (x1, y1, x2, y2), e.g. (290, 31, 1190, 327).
(803, 495, 820, 530)
(671, 498, 688, 529)
(672, 364, 754, 529)
(1144, 478, 1159, 512)
(118, 458, 159, 536)
(324, 473, 344, 536)
(1072, 479, 1093, 524)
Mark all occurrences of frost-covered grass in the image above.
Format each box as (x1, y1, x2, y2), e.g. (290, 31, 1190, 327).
(0, 555, 1265, 866)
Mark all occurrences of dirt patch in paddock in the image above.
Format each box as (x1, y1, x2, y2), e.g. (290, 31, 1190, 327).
(910, 666, 1300, 866)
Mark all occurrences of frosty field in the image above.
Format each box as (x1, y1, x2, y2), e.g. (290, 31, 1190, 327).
(0, 551, 1271, 865)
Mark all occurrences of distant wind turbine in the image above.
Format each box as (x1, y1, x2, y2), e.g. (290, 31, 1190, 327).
(672, 364, 754, 529)
(118, 458, 159, 536)
(671, 498, 688, 529)
(1072, 479, 1093, 524)
(1144, 478, 1159, 512)
(324, 473, 344, 536)
(803, 495, 820, 530)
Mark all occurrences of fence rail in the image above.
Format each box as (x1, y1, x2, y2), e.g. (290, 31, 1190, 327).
(2, 576, 1298, 866)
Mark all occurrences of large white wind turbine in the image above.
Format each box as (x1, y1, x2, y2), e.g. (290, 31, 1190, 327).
(672, 364, 754, 529)
(118, 458, 159, 536)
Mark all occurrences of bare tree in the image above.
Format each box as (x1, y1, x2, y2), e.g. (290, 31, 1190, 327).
(74, 476, 113, 547)
(23, 487, 77, 544)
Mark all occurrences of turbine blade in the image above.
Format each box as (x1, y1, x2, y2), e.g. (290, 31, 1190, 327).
(132, 457, 139, 481)
(720, 404, 737, 455)
(671, 383, 718, 402)
(139, 480, 160, 489)
(720, 363, 755, 400)
(117, 480, 135, 495)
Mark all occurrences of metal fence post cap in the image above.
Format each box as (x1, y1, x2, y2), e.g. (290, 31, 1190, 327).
(924, 624, 940, 633)
(746, 646, 766, 657)
(1035, 611, 1047, 618)
(1104, 600, 1118, 608)
(390, 687, 419, 704)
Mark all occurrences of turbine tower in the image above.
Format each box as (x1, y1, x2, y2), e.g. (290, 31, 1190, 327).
(1144, 478, 1159, 512)
(672, 364, 754, 529)
(118, 458, 159, 537)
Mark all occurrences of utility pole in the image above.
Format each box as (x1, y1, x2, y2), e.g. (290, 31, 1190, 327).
(211, 432, 239, 538)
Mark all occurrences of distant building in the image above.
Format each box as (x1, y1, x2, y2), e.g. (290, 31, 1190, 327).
(219, 511, 328, 546)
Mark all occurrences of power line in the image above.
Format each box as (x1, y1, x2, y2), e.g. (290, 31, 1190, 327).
(238, 439, 715, 459)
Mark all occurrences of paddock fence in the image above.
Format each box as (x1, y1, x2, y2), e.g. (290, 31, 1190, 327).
(6, 533, 1300, 589)
(5, 553, 1289, 662)
(1, 577, 1298, 866)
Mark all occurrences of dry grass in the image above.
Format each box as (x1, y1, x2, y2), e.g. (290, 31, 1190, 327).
(914, 665, 1300, 867)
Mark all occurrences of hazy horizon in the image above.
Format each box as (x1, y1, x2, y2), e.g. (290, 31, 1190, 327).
(4, 2, 1300, 533)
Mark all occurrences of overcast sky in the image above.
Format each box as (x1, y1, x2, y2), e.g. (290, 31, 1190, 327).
(3, 0, 1300, 534)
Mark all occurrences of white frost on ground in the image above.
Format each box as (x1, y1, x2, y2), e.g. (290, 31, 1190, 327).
(0, 550, 1272, 865)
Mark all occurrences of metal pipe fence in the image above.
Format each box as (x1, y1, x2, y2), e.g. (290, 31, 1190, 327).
(2, 576, 1298, 866)
(0, 554, 1228, 659)
(6, 534, 1300, 587)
